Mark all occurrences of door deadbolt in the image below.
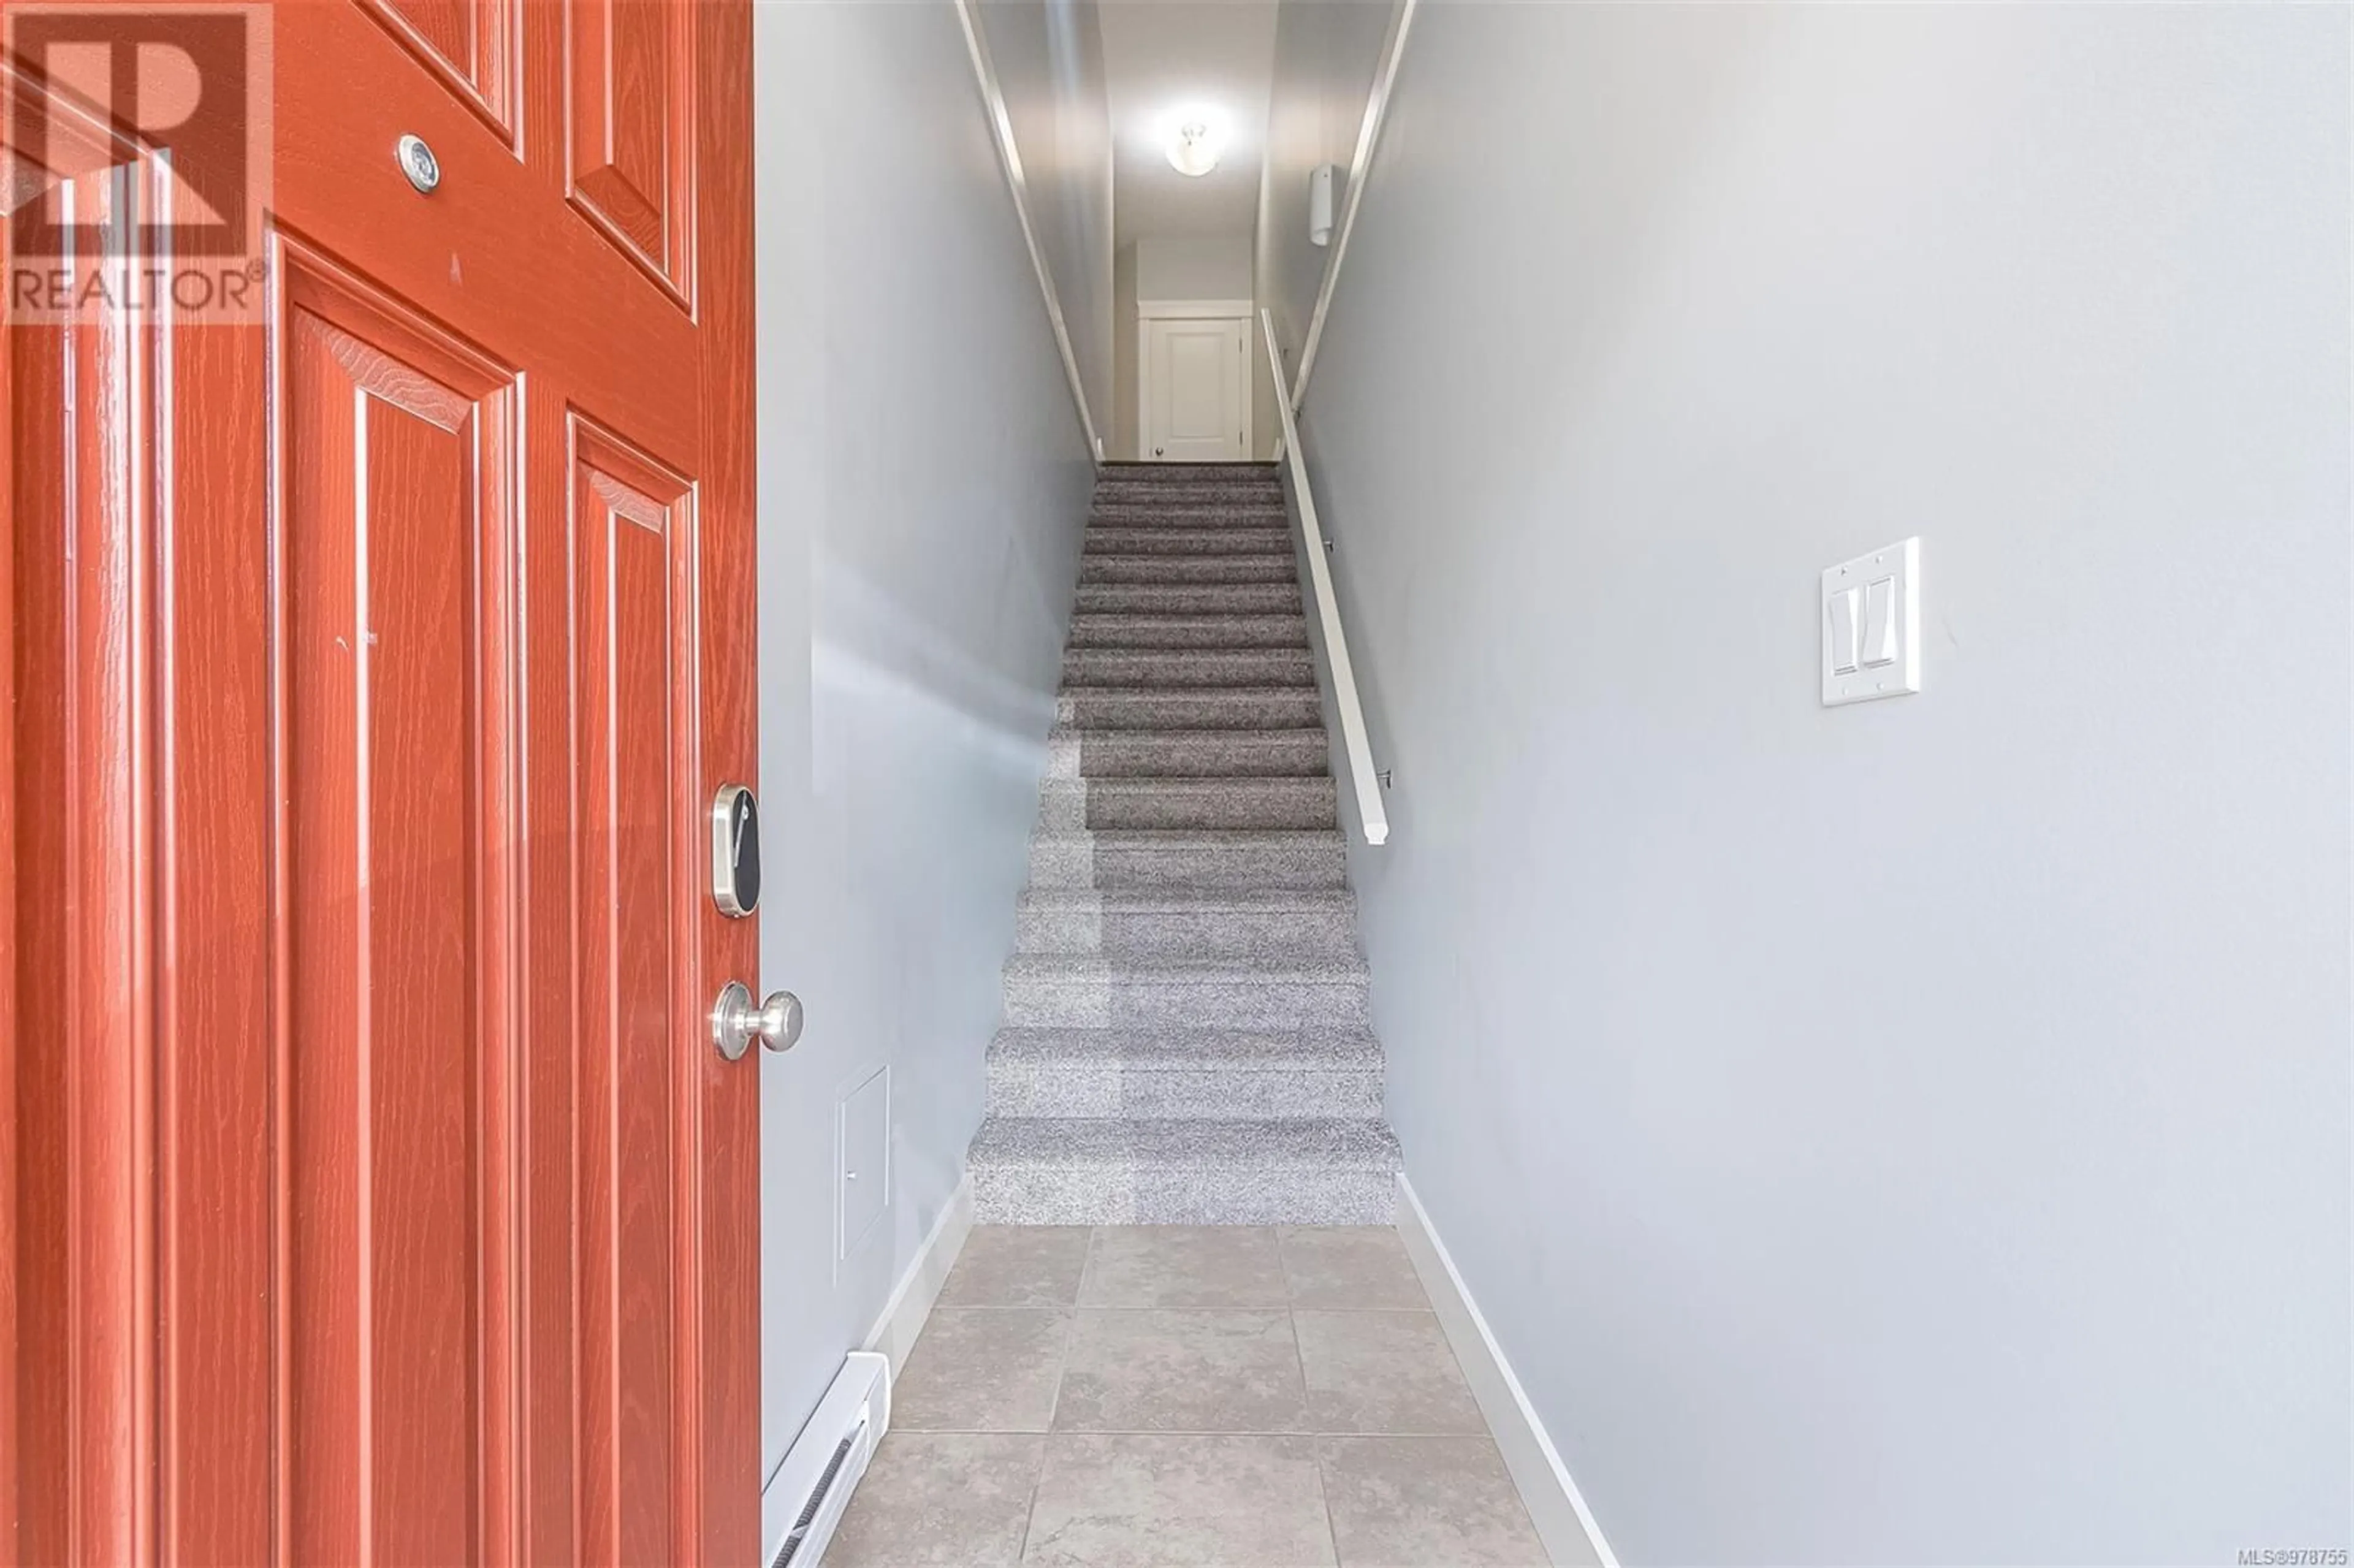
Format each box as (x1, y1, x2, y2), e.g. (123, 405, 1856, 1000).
(710, 783, 761, 918)
(712, 981, 803, 1061)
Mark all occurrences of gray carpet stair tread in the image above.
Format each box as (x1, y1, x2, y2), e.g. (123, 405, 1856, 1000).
(1002, 952, 1369, 984)
(989, 1025, 1381, 1070)
(1046, 728, 1331, 778)
(1026, 827, 1346, 851)
(1096, 462, 1279, 476)
(1061, 649, 1316, 688)
(1084, 527, 1292, 556)
(1057, 689, 1326, 729)
(1035, 776, 1338, 831)
(1075, 584, 1303, 614)
(969, 1116, 1401, 1171)
(1067, 614, 1309, 649)
(1047, 723, 1331, 745)
(1088, 503, 1287, 525)
(1016, 887, 1356, 914)
(1080, 555, 1300, 584)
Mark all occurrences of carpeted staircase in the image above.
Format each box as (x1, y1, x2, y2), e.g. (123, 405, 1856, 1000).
(967, 462, 1402, 1225)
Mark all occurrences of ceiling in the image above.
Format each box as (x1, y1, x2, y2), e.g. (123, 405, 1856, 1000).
(1100, 0, 1281, 246)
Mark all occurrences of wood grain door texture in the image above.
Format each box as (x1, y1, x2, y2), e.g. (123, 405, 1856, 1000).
(4, 1, 762, 1561)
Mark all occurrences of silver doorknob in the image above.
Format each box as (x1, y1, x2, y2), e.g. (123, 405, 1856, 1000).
(711, 980, 804, 1061)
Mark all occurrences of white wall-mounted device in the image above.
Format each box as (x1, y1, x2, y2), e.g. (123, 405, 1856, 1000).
(1309, 162, 1339, 247)
(1821, 537, 1921, 705)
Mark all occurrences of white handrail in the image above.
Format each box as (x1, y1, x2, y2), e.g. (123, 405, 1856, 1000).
(1262, 308, 1388, 847)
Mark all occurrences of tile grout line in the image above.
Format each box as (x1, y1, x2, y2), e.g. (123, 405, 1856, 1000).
(1276, 1225, 1352, 1567)
(1013, 1225, 1093, 1566)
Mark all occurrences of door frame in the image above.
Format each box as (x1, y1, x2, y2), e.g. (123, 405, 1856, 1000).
(1137, 299, 1253, 462)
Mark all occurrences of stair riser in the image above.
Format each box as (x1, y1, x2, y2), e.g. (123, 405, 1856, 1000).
(1068, 615, 1308, 650)
(1092, 478, 1281, 500)
(1089, 504, 1287, 527)
(1086, 529, 1290, 557)
(1016, 904, 1359, 961)
(1075, 585, 1303, 615)
(1028, 839, 1348, 890)
(988, 1063, 1383, 1120)
(1002, 976, 1368, 1029)
(1062, 650, 1314, 689)
(1081, 556, 1298, 585)
(1037, 781, 1336, 832)
(1058, 691, 1323, 731)
(970, 1164, 1396, 1225)
(1046, 732, 1328, 778)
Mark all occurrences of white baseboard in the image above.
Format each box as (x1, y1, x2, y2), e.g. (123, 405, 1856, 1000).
(861, 1174, 974, 1374)
(1396, 1174, 1618, 1568)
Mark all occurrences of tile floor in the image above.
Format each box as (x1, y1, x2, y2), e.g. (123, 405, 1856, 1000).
(828, 1225, 1549, 1567)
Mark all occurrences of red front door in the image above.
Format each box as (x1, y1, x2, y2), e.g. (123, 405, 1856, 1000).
(4, 1, 761, 1559)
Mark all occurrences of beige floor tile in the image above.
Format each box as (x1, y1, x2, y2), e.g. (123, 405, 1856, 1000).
(1277, 1227, 1428, 1311)
(939, 1226, 1096, 1308)
(1081, 1225, 1289, 1309)
(1056, 1309, 1310, 1433)
(1293, 1311, 1486, 1434)
(826, 1432, 1046, 1567)
(893, 1308, 1070, 1431)
(1317, 1436, 1548, 1567)
(1023, 1433, 1336, 1567)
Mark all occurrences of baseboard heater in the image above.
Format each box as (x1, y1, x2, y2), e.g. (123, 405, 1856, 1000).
(764, 1351, 891, 1568)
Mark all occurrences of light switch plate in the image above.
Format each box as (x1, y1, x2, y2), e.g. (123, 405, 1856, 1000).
(1821, 537, 1921, 706)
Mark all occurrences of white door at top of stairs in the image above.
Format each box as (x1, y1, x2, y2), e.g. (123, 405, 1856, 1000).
(1143, 314, 1249, 462)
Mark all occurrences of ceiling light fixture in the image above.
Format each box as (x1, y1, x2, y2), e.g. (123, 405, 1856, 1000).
(1164, 111, 1225, 178)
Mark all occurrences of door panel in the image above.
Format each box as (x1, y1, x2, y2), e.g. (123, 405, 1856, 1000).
(276, 253, 520, 1567)
(356, 0, 519, 141)
(1165, 330, 1227, 436)
(569, 419, 698, 1564)
(566, 0, 696, 302)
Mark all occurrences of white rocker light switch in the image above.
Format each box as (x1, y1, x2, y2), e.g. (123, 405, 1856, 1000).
(1822, 538, 1921, 706)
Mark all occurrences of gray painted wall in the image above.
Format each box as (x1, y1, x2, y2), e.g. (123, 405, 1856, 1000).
(1291, 3, 2353, 1561)
(1252, 0, 1397, 457)
(753, 0, 1093, 1496)
(979, 0, 1115, 436)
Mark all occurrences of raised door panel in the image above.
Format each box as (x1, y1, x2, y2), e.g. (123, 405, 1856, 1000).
(569, 415, 698, 1564)
(566, 0, 695, 303)
(274, 253, 520, 1567)
(1164, 328, 1231, 441)
(357, 0, 520, 142)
